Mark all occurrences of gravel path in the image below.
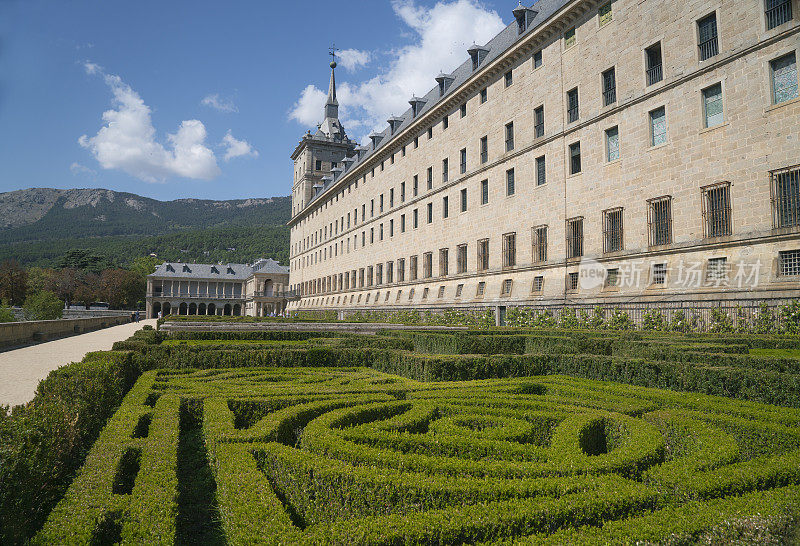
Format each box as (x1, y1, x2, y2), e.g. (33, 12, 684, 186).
(0, 319, 157, 407)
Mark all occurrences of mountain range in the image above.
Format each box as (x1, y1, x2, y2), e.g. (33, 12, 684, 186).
(0, 188, 292, 267)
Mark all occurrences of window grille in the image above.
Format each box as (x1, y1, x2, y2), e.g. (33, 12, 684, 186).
(387, 261, 394, 284)
(569, 142, 581, 174)
(505, 122, 515, 152)
(456, 284, 464, 297)
(438, 286, 445, 298)
(439, 248, 449, 277)
(506, 168, 515, 196)
(427, 203, 433, 223)
(702, 183, 732, 238)
(698, 13, 719, 61)
(648, 196, 673, 246)
(567, 88, 579, 123)
(481, 180, 489, 204)
(532, 276, 544, 292)
(536, 156, 546, 185)
(478, 239, 489, 271)
(534, 106, 544, 137)
(606, 268, 619, 287)
(501, 279, 513, 296)
(503, 232, 516, 268)
(706, 257, 728, 283)
(779, 250, 800, 276)
(602, 68, 616, 106)
(376, 264, 383, 285)
(566, 218, 584, 259)
(771, 165, 800, 228)
(646, 43, 663, 85)
(460, 148, 467, 173)
(650, 107, 667, 146)
(603, 208, 624, 253)
(771, 53, 798, 105)
(461, 188, 467, 212)
(397, 258, 405, 282)
(443, 196, 449, 219)
(533, 225, 547, 263)
(442, 158, 449, 183)
(480, 136, 488, 163)
(598, 2, 613, 26)
(606, 126, 619, 161)
(652, 263, 667, 285)
(766, 0, 793, 30)
(703, 84, 724, 128)
(410, 256, 418, 281)
(457, 244, 467, 273)
(476, 282, 486, 296)
(568, 272, 579, 291)
(423, 252, 432, 278)
(427, 167, 433, 189)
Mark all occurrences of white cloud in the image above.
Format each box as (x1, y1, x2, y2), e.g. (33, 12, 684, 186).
(288, 0, 505, 140)
(338, 48, 372, 72)
(221, 130, 258, 161)
(288, 84, 327, 127)
(79, 63, 221, 183)
(201, 93, 238, 113)
(69, 162, 96, 177)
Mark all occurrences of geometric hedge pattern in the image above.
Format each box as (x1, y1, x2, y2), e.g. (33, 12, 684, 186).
(35, 366, 800, 544)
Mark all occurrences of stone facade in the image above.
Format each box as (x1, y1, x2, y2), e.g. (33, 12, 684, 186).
(288, 0, 800, 312)
(145, 259, 290, 318)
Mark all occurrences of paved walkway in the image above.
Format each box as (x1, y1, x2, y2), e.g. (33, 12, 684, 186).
(0, 319, 157, 407)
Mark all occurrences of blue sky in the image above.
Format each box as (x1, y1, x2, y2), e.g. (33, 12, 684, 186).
(0, 0, 510, 201)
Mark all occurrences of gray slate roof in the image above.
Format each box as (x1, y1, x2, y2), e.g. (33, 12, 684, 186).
(308, 0, 570, 206)
(149, 259, 288, 280)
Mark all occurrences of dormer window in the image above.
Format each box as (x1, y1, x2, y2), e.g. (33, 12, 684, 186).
(227, 266, 235, 275)
(182, 264, 191, 273)
(211, 266, 219, 274)
(468, 43, 489, 71)
(409, 96, 427, 118)
(166, 264, 175, 272)
(387, 116, 403, 134)
(435, 72, 455, 97)
(513, 3, 538, 34)
(369, 132, 382, 149)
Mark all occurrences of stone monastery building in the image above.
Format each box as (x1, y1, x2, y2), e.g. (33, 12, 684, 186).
(288, 0, 800, 312)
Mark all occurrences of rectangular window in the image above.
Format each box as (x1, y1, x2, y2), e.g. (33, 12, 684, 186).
(457, 244, 467, 273)
(568, 272, 580, 291)
(603, 207, 624, 253)
(505, 122, 515, 152)
(410, 255, 418, 280)
(401, 182, 406, 202)
(389, 219, 394, 237)
(533, 225, 547, 263)
(534, 105, 544, 137)
(702, 183, 732, 237)
(502, 232, 516, 268)
(564, 27, 576, 49)
(569, 142, 581, 174)
(460, 148, 467, 173)
(606, 126, 620, 162)
(428, 127, 433, 139)
(380, 194, 384, 213)
(648, 196, 673, 246)
(536, 156, 546, 186)
(646, 42, 663, 85)
(532, 276, 544, 292)
(427, 202, 433, 224)
(533, 50, 543, 68)
(455, 284, 464, 297)
(598, 1, 613, 26)
(506, 168, 515, 196)
(606, 268, 619, 287)
(413, 208, 419, 229)
(771, 53, 798, 105)
(398, 258, 405, 282)
(650, 107, 667, 146)
(703, 83, 724, 128)
(422, 287, 429, 299)
(370, 227, 374, 244)
(371, 199, 375, 217)
(766, 0, 793, 30)
(652, 263, 667, 285)
(460, 188, 468, 212)
(478, 238, 489, 271)
(438, 286, 445, 299)
(480, 88, 488, 103)
(567, 88, 579, 123)
(376, 263, 383, 285)
(427, 167, 433, 190)
(481, 179, 489, 205)
(501, 279, 513, 296)
(401, 214, 406, 233)
(476, 281, 486, 296)
(315, 159, 322, 170)
(442, 196, 449, 218)
(706, 257, 728, 283)
(439, 248, 449, 277)
(423, 252, 433, 278)
(390, 188, 395, 208)
(779, 250, 800, 276)
(505, 70, 513, 87)
(443, 115, 449, 130)
(771, 165, 800, 228)
(413, 175, 419, 196)
(602, 68, 616, 106)
(414, 136, 419, 148)
(367, 266, 374, 287)
(698, 13, 719, 61)
(460, 103, 467, 117)
(480, 136, 488, 163)
(566, 217, 584, 259)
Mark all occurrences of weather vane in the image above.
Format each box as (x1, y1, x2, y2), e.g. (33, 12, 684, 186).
(329, 44, 339, 65)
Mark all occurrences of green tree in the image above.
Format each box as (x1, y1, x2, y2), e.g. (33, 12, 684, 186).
(0, 260, 28, 306)
(23, 291, 63, 321)
(0, 304, 15, 323)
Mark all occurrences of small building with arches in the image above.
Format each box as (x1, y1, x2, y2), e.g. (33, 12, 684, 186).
(146, 258, 290, 319)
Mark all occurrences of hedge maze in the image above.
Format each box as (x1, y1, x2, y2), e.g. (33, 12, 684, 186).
(34, 325, 800, 544)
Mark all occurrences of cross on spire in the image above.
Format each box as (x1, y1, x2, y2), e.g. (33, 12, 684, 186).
(329, 44, 339, 65)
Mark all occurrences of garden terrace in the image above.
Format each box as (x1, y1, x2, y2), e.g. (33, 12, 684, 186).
(36, 366, 800, 544)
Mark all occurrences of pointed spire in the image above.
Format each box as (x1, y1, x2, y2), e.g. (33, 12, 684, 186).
(324, 60, 338, 119)
(318, 52, 347, 141)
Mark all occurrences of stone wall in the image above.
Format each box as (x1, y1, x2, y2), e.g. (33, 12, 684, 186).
(0, 315, 131, 350)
